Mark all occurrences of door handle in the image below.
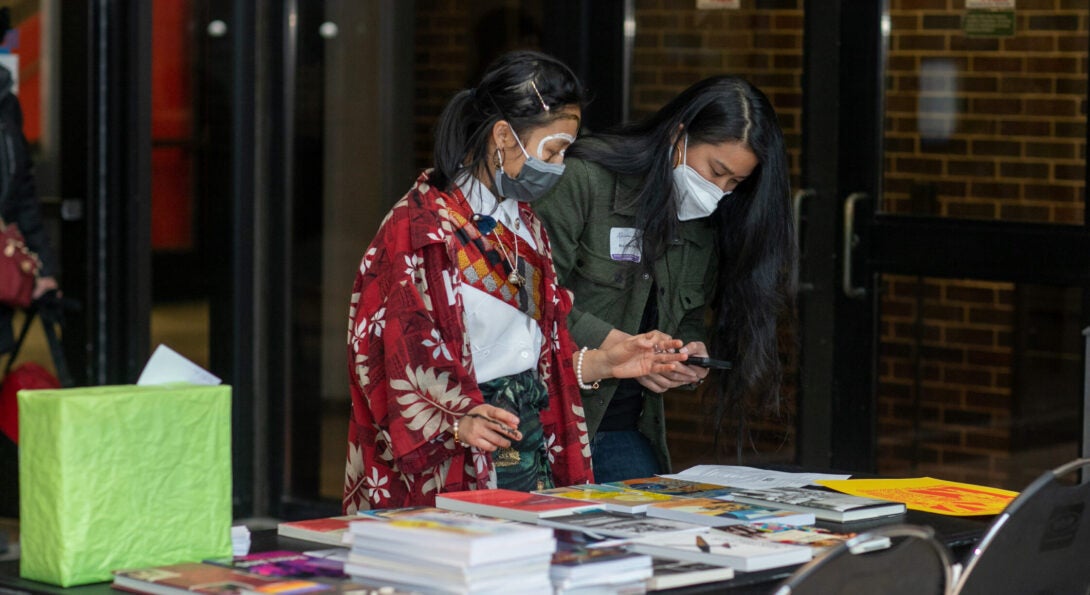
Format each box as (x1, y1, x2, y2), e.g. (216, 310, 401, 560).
(793, 188, 816, 293)
(842, 192, 869, 299)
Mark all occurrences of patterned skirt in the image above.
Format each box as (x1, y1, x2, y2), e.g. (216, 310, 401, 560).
(479, 368, 554, 492)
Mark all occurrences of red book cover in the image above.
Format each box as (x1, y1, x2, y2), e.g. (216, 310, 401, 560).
(276, 515, 370, 547)
(435, 488, 599, 522)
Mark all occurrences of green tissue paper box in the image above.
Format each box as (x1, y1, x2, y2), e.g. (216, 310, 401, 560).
(17, 383, 233, 586)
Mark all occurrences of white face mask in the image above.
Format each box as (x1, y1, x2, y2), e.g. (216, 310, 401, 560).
(672, 135, 730, 221)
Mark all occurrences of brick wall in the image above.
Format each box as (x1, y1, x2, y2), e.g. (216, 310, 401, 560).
(413, 0, 472, 169)
(877, 1, 1086, 488)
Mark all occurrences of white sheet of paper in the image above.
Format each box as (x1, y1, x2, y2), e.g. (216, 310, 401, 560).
(661, 465, 850, 489)
(137, 344, 222, 386)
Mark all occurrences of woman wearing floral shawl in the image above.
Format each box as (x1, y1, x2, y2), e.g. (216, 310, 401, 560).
(344, 51, 686, 512)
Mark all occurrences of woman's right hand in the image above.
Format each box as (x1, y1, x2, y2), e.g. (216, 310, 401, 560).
(456, 404, 522, 451)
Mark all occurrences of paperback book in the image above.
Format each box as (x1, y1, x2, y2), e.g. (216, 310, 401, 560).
(715, 522, 880, 551)
(625, 530, 813, 572)
(722, 486, 907, 522)
(645, 497, 816, 527)
(534, 483, 681, 514)
(605, 476, 737, 499)
(112, 562, 339, 595)
(549, 545, 653, 592)
(645, 558, 736, 591)
(435, 488, 599, 522)
(346, 511, 556, 566)
(202, 550, 346, 579)
(538, 509, 710, 539)
(344, 550, 553, 594)
(276, 515, 369, 547)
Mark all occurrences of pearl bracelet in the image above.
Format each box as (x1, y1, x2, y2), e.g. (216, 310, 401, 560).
(452, 418, 469, 448)
(576, 346, 600, 390)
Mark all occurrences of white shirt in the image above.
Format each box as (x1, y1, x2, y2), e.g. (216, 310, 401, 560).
(452, 176, 543, 383)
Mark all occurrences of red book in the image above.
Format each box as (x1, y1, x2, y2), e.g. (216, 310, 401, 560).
(435, 488, 599, 523)
(276, 515, 371, 547)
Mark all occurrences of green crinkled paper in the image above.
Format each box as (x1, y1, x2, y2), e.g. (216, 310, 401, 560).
(17, 383, 233, 586)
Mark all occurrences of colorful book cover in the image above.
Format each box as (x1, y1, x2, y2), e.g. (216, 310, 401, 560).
(535, 483, 679, 513)
(112, 562, 335, 595)
(348, 511, 555, 565)
(723, 486, 907, 522)
(203, 550, 346, 579)
(646, 497, 816, 526)
(605, 476, 737, 499)
(539, 509, 710, 539)
(716, 522, 870, 550)
(815, 477, 1019, 516)
(276, 515, 368, 547)
(358, 505, 513, 523)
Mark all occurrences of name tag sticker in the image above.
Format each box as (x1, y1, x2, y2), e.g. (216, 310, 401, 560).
(609, 227, 642, 263)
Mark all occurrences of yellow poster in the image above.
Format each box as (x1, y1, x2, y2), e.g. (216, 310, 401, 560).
(815, 477, 1019, 516)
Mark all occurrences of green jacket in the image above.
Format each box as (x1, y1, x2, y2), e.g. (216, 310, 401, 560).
(536, 158, 718, 473)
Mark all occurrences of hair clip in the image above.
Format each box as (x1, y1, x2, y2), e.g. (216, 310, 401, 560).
(529, 80, 549, 112)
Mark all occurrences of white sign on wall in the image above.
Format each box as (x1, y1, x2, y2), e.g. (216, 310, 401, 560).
(966, 0, 1015, 8)
(697, 0, 741, 9)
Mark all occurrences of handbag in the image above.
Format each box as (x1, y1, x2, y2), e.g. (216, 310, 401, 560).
(0, 216, 40, 308)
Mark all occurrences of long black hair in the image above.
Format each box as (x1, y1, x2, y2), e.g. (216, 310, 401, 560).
(428, 50, 586, 191)
(569, 75, 798, 455)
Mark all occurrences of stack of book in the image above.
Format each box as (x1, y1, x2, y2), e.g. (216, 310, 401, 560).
(645, 558, 735, 591)
(550, 540, 652, 594)
(343, 512, 556, 594)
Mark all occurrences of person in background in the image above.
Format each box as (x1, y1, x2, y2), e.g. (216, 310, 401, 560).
(343, 50, 686, 512)
(536, 75, 797, 482)
(0, 8, 61, 355)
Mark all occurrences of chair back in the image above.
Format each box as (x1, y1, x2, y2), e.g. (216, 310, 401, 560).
(953, 457, 1090, 595)
(773, 524, 954, 595)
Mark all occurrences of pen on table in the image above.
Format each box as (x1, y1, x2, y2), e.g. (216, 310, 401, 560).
(695, 535, 711, 553)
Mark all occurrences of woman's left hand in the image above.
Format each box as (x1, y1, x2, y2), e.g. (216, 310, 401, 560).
(635, 340, 709, 393)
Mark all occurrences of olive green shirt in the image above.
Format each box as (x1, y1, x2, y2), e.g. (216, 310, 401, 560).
(536, 158, 718, 472)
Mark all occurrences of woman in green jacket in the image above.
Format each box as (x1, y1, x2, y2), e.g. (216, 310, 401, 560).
(535, 75, 797, 482)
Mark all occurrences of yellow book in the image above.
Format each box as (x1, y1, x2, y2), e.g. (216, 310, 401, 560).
(815, 477, 1019, 516)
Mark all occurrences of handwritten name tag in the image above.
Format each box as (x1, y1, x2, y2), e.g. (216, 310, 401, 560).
(610, 227, 642, 263)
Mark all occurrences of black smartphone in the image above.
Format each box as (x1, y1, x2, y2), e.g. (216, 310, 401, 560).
(684, 356, 732, 370)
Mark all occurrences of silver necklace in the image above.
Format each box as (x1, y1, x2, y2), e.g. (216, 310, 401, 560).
(492, 225, 524, 286)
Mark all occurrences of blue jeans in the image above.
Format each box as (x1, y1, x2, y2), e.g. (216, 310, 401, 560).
(590, 430, 661, 484)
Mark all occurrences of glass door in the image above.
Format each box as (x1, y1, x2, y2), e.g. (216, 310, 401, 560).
(800, 1, 1090, 489)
